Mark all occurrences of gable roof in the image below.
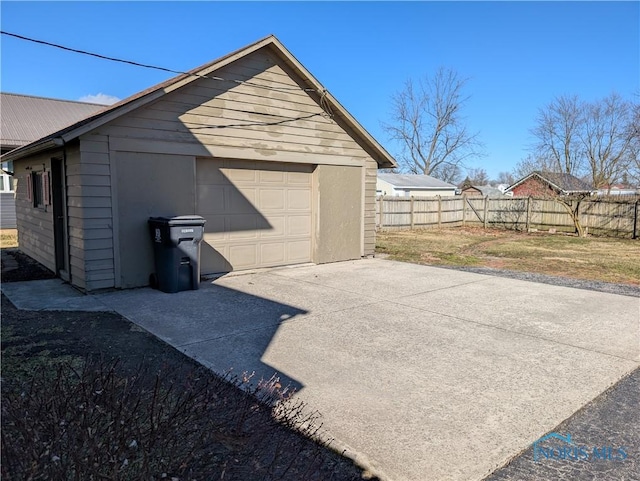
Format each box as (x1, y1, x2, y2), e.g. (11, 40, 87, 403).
(0, 93, 105, 150)
(378, 173, 456, 189)
(458, 178, 481, 191)
(1, 35, 396, 168)
(505, 171, 595, 194)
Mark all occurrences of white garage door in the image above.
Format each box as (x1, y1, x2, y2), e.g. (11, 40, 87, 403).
(196, 158, 314, 273)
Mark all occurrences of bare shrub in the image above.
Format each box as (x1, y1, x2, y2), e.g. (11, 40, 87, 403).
(493, 198, 528, 231)
(1, 359, 356, 481)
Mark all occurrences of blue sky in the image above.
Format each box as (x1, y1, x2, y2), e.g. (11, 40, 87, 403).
(1, 1, 638, 179)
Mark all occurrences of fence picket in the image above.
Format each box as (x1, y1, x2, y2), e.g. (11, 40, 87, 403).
(375, 195, 640, 238)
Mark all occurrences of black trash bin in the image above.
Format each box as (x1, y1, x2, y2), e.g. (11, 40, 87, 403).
(148, 216, 206, 293)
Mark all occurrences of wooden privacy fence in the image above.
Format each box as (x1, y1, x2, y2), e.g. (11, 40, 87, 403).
(376, 195, 640, 238)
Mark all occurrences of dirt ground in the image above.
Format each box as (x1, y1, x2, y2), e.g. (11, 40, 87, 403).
(1, 248, 374, 481)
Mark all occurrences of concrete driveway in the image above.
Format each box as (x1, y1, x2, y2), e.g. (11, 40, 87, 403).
(3, 258, 639, 481)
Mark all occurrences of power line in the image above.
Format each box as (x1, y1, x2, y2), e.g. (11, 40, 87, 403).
(0, 30, 317, 94)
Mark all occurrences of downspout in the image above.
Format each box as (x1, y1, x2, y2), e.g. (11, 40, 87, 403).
(59, 137, 73, 287)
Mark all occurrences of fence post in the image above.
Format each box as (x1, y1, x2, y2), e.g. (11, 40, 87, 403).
(379, 196, 384, 228)
(526, 196, 532, 232)
(437, 195, 442, 227)
(462, 196, 466, 226)
(410, 196, 415, 229)
(483, 196, 489, 229)
(634, 199, 639, 239)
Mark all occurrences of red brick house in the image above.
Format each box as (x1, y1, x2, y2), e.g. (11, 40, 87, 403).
(505, 171, 595, 197)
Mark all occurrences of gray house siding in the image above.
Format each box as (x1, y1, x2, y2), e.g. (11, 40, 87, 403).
(14, 150, 57, 272)
(67, 135, 115, 290)
(364, 159, 378, 256)
(1, 193, 17, 228)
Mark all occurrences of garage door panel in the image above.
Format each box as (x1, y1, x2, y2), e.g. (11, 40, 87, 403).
(200, 243, 232, 273)
(203, 217, 226, 238)
(224, 161, 257, 180)
(288, 215, 312, 236)
(288, 189, 311, 210)
(287, 240, 312, 262)
(229, 244, 258, 269)
(288, 171, 312, 184)
(196, 158, 313, 273)
(228, 215, 260, 239)
(261, 216, 286, 237)
(260, 170, 286, 183)
(261, 243, 286, 265)
(259, 189, 286, 210)
(228, 187, 257, 214)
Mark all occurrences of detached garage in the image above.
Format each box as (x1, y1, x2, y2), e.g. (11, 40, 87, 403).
(2, 35, 396, 292)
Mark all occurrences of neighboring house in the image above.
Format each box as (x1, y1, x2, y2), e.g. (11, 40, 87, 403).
(458, 179, 505, 197)
(376, 173, 456, 197)
(0, 93, 105, 228)
(505, 171, 596, 197)
(458, 178, 482, 196)
(597, 184, 639, 196)
(1, 35, 396, 292)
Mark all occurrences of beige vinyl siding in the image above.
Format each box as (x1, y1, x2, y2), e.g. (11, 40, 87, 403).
(67, 135, 115, 290)
(363, 158, 378, 256)
(97, 50, 370, 168)
(314, 165, 362, 264)
(114, 152, 195, 289)
(14, 151, 57, 272)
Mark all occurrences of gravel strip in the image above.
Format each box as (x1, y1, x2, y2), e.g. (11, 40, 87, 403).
(441, 265, 640, 298)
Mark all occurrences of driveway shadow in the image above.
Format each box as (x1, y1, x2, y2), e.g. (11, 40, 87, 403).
(97, 281, 308, 394)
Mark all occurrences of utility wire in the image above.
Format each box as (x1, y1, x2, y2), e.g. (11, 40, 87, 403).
(188, 112, 324, 130)
(0, 30, 318, 94)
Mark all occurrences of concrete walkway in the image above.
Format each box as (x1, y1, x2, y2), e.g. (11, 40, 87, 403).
(3, 259, 639, 481)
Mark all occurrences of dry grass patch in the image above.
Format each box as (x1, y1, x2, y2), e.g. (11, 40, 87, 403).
(0, 229, 18, 248)
(376, 227, 640, 285)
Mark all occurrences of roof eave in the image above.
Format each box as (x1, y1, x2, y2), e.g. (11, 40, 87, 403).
(0, 138, 64, 163)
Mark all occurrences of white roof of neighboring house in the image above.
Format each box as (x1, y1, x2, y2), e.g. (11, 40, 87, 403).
(0, 93, 105, 150)
(378, 173, 456, 189)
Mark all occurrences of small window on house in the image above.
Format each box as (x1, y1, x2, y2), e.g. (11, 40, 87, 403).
(29, 171, 51, 209)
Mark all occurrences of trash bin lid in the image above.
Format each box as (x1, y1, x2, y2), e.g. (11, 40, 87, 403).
(149, 215, 206, 226)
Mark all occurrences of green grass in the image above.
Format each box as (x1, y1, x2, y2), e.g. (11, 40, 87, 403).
(376, 227, 640, 285)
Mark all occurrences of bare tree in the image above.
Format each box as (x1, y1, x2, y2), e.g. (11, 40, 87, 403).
(628, 97, 640, 185)
(466, 168, 489, 185)
(555, 194, 591, 237)
(530, 95, 585, 176)
(383, 67, 483, 182)
(512, 154, 555, 180)
(580, 93, 635, 189)
(495, 171, 515, 186)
